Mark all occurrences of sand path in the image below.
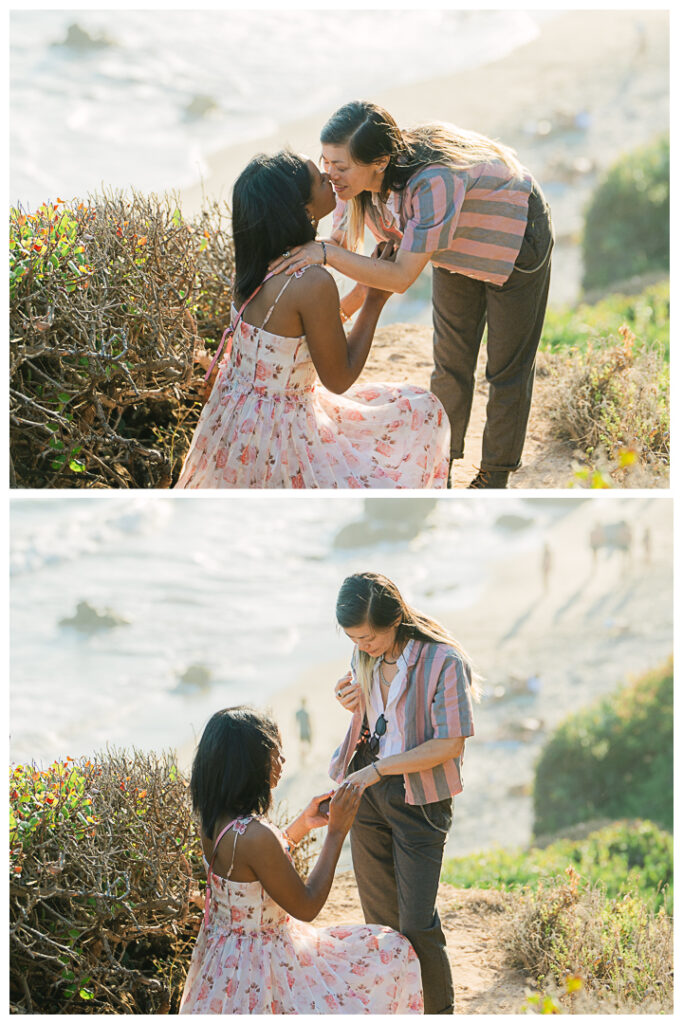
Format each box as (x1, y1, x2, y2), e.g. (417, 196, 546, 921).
(315, 872, 529, 1014)
(362, 323, 572, 488)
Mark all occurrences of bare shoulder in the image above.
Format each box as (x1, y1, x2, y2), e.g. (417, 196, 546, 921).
(290, 265, 339, 307)
(240, 817, 283, 854)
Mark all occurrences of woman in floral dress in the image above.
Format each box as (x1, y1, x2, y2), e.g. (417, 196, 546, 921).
(175, 150, 449, 488)
(179, 706, 423, 1014)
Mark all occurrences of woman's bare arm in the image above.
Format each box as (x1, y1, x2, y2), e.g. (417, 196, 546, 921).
(296, 266, 389, 394)
(344, 736, 465, 792)
(277, 240, 431, 294)
(239, 784, 362, 922)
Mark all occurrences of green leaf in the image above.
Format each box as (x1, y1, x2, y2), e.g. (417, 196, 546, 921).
(79, 989, 94, 1000)
(69, 460, 85, 473)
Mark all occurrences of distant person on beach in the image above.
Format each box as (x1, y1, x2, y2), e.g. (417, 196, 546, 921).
(331, 572, 479, 1013)
(175, 150, 449, 488)
(541, 542, 552, 592)
(180, 706, 423, 1013)
(272, 101, 554, 489)
(296, 697, 313, 759)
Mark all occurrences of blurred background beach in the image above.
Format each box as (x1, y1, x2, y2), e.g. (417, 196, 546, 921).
(9, 7, 669, 315)
(10, 494, 672, 864)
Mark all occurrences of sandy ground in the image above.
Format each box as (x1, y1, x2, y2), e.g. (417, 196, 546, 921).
(179, 9, 669, 310)
(314, 873, 529, 1014)
(354, 323, 668, 489)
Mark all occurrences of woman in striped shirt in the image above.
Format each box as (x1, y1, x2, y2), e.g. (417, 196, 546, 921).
(273, 101, 554, 488)
(330, 572, 479, 1014)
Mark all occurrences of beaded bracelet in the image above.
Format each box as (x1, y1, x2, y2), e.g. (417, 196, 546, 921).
(282, 830, 299, 851)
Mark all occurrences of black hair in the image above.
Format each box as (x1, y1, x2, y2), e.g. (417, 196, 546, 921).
(232, 150, 316, 300)
(190, 706, 281, 839)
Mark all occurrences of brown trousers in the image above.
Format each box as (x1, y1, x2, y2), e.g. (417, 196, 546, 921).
(349, 760, 454, 1014)
(431, 182, 554, 472)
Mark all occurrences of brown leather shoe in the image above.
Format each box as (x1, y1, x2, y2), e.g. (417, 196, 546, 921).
(467, 469, 510, 489)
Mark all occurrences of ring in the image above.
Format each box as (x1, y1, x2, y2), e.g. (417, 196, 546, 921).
(283, 250, 291, 258)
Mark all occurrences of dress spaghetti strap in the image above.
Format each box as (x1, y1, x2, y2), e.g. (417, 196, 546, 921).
(260, 276, 294, 333)
(203, 817, 251, 927)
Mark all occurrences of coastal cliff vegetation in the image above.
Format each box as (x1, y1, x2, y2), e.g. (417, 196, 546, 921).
(10, 659, 673, 1014)
(8, 138, 669, 489)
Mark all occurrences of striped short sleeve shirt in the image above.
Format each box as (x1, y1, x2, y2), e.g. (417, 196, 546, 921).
(333, 159, 532, 286)
(328, 640, 475, 806)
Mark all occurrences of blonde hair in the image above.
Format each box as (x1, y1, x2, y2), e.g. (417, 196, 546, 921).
(321, 101, 524, 252)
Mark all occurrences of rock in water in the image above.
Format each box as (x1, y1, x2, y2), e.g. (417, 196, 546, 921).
(333, 498, 437, 549)
(184, 94, 219, 120)
(495, 514, 534, 532)
(174, 664, 212, 693)
(59, 600, 129, 632)
(53, 23, 115, 51)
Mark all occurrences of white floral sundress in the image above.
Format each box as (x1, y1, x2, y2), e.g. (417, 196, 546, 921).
(175, 273, 450, 489)
(179, 816, 423, 1014)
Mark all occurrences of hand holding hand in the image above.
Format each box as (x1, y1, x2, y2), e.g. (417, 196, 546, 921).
(334, 672, 361, 713)
(327, 781, 363, 837)
(302, 790, 336, 829)
(344, 763, 382, 794)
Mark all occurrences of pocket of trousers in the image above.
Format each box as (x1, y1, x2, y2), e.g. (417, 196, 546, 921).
(514, 184, 554, 274)
(419, 797, 453, 835)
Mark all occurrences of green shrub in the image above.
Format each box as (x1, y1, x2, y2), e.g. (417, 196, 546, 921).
(9, 749, 317, 1013)
(581, 136, 669, 290)
(541, 280, 669, 360)
(533, 658, 673, 837)
(541, 326, 669, 467)
(504, 869, 672, 1011)
(442, 819, 672, 914)
(9, 191, 234, 489)
(9, 751, 200, 1013)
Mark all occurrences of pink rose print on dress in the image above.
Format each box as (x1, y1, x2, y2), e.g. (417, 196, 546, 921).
(175, 298, 450, 490)
(360, 387, 382, 401)
(254, 360, 272, 381)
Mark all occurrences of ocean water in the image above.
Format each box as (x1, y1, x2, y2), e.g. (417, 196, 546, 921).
(10, 494, 557, 766)
(10, 8, 553, 209)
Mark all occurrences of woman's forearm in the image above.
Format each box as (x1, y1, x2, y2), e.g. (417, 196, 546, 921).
(326, 243, 414, 293)
(377, 737, 465, 776)
(341, 297, 385, 385)
(284, 813, 311, 846)
(298, 830, 346, 921)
